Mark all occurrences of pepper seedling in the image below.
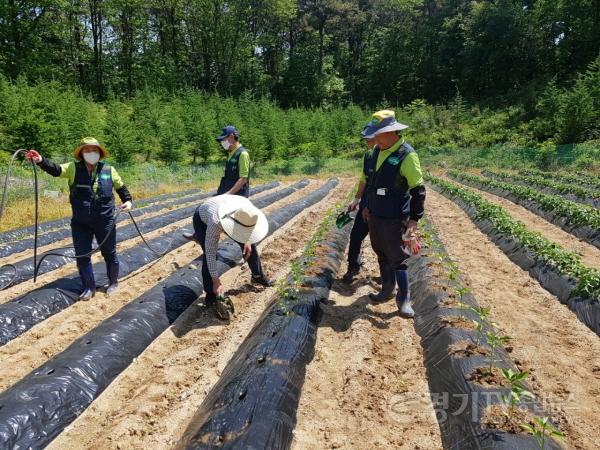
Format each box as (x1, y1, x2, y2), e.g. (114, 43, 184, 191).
(500, 368, 534, 411)
(485, 331, 512, 374)
(521, 416, 565, 450)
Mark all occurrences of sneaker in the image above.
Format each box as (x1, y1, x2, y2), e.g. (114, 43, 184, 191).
(251, 274, 274, 287)
(342, 266, 360, 283)
(79, 288, 96, 301)
(105, 283, 119, 295)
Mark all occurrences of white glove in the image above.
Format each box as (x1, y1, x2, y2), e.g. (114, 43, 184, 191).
(120, 201, 133, 211)
(347, 197, 361, 212)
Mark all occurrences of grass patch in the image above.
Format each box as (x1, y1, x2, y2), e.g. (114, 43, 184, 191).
(0, 157, 361, 232)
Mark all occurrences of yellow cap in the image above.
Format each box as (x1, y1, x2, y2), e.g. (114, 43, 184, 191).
(372, 110, 395, 122)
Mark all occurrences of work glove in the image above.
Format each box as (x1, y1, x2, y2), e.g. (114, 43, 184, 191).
(119, 201, 133, 211)
(403, 230, 421, 256)
(347, 197, 361, 212)
(25, 149, 42, 164)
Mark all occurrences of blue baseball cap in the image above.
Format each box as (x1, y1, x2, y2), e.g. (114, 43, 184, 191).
(216, 125, 239, 141)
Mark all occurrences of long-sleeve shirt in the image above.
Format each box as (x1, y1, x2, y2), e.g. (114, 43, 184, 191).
(198, 195, 253, 278)
(39, 157, 132, 203)
(58, 161, 126, 189)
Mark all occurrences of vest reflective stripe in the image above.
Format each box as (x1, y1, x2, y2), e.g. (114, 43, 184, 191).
(366, 144, 414, 219)
(217, 146, 250, 197)
(69, 161, 115, 219)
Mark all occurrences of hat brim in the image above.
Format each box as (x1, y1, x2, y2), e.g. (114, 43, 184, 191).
(215, 134, 228, 142)
(218, 197, 269, 245)
(373, 122, 408, 135)
(74, 144, 109, 160)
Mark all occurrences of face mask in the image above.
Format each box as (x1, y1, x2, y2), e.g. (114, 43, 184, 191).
(83, 151, 100, 165)
(220, 140, 231, 151)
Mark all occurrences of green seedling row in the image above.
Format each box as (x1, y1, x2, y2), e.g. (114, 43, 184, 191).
(520, 168, 600, 191)
(427, 174, 600, 302)
(420, 214, 565, 448)
(274, 203, 340, 313)
(485, 169, 600, 201)
(448, 170, 600, 230)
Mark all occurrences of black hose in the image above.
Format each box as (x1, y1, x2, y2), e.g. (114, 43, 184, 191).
(1, 150, 176, 290)
(32, 209, 176, 279)
(0, 149, 39, 289)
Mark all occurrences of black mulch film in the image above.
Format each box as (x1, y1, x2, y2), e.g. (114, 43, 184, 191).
(177, 210, 351, 450)
(0, 178, 337, 450)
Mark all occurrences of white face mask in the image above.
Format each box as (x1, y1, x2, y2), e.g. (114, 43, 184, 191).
(83, 151, 100, 165)
(220, 140, 231, 151)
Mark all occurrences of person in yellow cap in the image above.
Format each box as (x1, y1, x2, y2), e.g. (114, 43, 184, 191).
(360, 110, 426, 318)
(26, 138, 133, 300)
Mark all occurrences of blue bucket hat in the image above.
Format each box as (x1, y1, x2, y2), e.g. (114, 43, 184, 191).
(216, 125, 239, 142)
(360, 123, 376, 139)
(361, 110, 408, 137)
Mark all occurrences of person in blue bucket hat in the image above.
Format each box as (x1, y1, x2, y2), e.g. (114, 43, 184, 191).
(360, 110, 426, 318)
(342, 124, 379, 283)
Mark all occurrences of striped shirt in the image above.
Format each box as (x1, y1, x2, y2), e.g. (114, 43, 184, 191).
(198, 195, 253, 278)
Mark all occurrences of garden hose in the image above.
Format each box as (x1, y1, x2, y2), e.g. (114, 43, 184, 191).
(0, 149, 178, 291)
(0, 149, 39, 290)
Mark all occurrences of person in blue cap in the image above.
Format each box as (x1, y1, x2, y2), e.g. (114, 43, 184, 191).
(361, 110, 426, 318)
(215, 125, 251, 197)
(202, 125, 272, 287)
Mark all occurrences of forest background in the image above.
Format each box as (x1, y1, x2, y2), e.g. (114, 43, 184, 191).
(0, 0, 598, 180)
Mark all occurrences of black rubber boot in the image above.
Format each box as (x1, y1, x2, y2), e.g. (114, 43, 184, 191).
(396, 269, 414, 318)
(78, 264, 96, 301)
(106, 262, 119, 295)
(369, 261, 396, 303)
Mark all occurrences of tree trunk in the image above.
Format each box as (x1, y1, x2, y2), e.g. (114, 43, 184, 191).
(89, 0, 104, 98)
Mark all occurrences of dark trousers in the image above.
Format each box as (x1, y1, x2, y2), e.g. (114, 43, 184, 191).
(71, 215, 118, 270)
(347, 207, 369, 270)
(368, 216, 409, 272)
(193, 210, 263, 301)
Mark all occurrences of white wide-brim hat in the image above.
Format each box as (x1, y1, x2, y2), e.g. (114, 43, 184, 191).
(218, 196, 269, 244)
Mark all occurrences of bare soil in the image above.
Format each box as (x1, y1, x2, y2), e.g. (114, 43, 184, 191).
(441, 315, 475, 330)
(449, 340, 490, 358)
(467, 366, 509, 388)
(483, 404, 535, 434)
(0, 183, 287, 303)
(292, 243, 443, 450)
(0, 181, 318, 391)
(46, 178, 352, 450)
(426, 188, 600, 450)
